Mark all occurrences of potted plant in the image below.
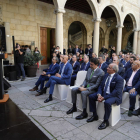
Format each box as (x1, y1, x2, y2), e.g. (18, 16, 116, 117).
(24, 52, 44, 77)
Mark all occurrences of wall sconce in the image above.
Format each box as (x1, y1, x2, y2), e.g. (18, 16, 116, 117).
(106, 20, 113, 27)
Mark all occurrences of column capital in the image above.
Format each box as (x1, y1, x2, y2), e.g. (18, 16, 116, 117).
(92, 18, 102, 22)
(116, 25, 124, 28)
(54, 8, 65, 14)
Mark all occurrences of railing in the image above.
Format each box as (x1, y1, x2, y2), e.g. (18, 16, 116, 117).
(71, 31, 82, 42)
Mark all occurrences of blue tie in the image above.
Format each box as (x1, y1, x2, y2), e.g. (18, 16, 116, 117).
(103, 75, 111, 96)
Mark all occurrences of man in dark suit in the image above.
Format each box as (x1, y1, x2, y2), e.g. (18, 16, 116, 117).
(123, 60, 140, 116)
(99, 46, 108, 54)
(67, 58, 104, 120)
(72, 45, 80, 55)
(87, 63, 123, 130)
(67, 45, 73, 55)
(68, 53, 73, 65)
(80, 55, 90, 71)
(29, 57, 60, 95)
(113, 56, 125, 77)
(70, 55, 80, 86)
(98, 54, 108, 74)
(79, 46, 84, 55)
(39, 55, 73, 103)
(124, 56, 136, 72)
(85, 44, 93, 59)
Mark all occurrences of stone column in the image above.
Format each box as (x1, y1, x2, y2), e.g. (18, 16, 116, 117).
(55, 10, 65, 54)
(133, 30, 138, 54)
(93, 19, 101, 57)
(116, 26, 123, 55)
(137, 31, 140, 54)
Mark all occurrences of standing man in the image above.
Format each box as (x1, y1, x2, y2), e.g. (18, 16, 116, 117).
(98, 54, 108, 74)
(67, 45, 73, 55)
(15, 44, 26, 81)
(87, 63, 123, 130)
(72, 45, 80, 55)
(85, 44, 93, 60)
(66, 58, 104, 120)
(39, 55, 73, 103)
(68, 53, 73, 65)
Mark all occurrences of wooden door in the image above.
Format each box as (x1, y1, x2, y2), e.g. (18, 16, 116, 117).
(40, 27, 47, 65)
(50, 29, 55, 55)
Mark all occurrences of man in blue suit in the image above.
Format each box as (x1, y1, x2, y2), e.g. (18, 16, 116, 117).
(68, 53, 73, 65)
(80, 55, 90, 71)
(124, 56, 136, 72)
(72, 45, 80, 55)
(39, 55, 73, 103)
(29, 57, 59, 95)
(70, 55, 80, 86)
(98, 54, 108, 74)
(87, 63, 124, 130)
(113, 56, 125, 77)
(123, 60, 140, 116)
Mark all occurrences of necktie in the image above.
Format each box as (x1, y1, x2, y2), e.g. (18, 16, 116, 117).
(87, 70, 94, 88)
(99, 64, 101, 68)
(51, 65, 54, 70)
(103, 75, 111, 96)
(61, 64, 66, 76)
(84, 63, 87, 70)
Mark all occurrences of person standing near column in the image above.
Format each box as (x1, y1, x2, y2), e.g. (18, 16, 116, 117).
(15, 44, 25, 81)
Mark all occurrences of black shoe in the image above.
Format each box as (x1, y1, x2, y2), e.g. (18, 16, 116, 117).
(98, 121, 109, 130)
(87, 115, 98, 123)
(128, 110, 133, 117)
(75, 112, 88, 120)
(66, 107, 77, 114)
(35, 88, 46, 96)
(4, 90, 8, 93)
(21, 78, 25, 81)
(132, 108, 140, 116)
(44, 97, 53, 103)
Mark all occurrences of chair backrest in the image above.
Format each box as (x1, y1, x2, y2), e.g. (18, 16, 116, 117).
(75, 71, 87, 86)
(123, 79, 126, 91)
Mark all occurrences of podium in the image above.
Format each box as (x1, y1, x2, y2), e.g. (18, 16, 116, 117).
(0, 53, 9, 102)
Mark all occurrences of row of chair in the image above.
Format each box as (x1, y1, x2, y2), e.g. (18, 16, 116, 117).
(46, 71, 139, 126)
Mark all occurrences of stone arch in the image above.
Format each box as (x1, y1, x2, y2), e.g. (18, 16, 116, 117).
(122, 11, 138, 30)
(99, 3, 121, 26)
(122, 30, 133, 50)
(99, 27, 105, 50)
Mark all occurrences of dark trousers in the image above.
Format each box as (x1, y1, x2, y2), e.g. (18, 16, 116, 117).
(35, 75, 49, 90)
(123, 86, 138, 110)
(16, 63, 25, 78)
(89, 93, 116, 121)
(45, 76, 66, 95)
(70, 75, 77, 86)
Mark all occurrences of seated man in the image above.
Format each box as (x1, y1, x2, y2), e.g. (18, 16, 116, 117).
(80, 55, 90, 71)
(70, 55, 80, 86)
(98, 54, 108, 74)
(113, 56, 125, 77)
(66, 58, 104, 120)
(123, 60, 140, 116)
(38, 55, 73, 103)
(87, 63, 123, 130)
(68, 53, 73, 64)
(29, 57, 59, 95)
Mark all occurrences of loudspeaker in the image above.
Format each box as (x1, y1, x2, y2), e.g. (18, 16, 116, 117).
(3, 77, 11, 90)
(0, 27, 6, 52)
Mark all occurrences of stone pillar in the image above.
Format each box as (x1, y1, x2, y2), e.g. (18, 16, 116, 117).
(55, 10, 65, 54)
(137, 31, 140, 54)
(116, 26, 123, 55)
(133, 30, 138, 54)
(4, 22, 12, 63)
(93, 19, 101, 57)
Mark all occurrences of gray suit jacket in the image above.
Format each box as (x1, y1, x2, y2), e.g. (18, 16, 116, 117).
(81, 67, 104, 92)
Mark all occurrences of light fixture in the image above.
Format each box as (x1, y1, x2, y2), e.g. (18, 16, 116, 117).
(106, 20, 113, 27)
(126, 24, 132, 32)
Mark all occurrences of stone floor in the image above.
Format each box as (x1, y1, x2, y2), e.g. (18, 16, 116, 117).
(6, 66, 140, 140)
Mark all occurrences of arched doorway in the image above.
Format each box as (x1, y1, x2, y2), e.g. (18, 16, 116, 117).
(68, 21, 87, 50)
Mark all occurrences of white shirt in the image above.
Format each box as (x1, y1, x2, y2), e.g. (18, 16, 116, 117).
(105, 73, 115, 94)
(61, 62, 68, 76)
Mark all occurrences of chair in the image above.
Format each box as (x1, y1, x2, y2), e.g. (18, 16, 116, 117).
(66, 71, 87, 103)
(97, 79, 126, 126)
(121, 80, 139, 110)
(53, 85, 70, 100)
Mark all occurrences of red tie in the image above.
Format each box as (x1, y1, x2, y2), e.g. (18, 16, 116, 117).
(99, 64, 101, 68)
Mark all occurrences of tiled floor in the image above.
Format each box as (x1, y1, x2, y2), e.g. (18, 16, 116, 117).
(5, 66, 140, 140)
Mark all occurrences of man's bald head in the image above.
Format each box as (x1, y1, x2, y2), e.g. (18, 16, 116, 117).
(132, 60, 140, 71)
(107, 63, 118, 74)
(62, 55, 68, 63)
